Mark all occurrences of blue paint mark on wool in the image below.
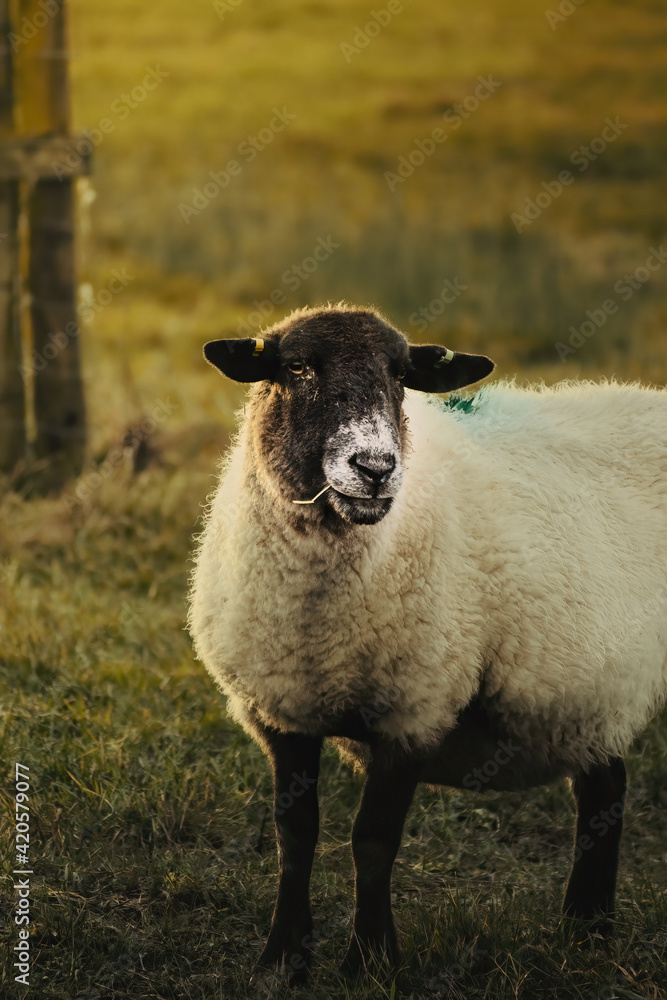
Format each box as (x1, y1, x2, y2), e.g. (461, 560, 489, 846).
(431, 392, 482, 415)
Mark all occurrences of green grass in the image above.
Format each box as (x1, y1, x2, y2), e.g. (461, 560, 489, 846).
(2, 0, 667, 996)
(1, 444, 666, 998)
(67, 0, 667, 373)
(54, 0, 667, 454)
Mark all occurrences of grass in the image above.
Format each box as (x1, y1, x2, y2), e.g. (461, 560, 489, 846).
(0, 460, 666, 998)
(56, 0, 667, 447)
(68, 0, 667, 366)
(1, 0, 667, 996)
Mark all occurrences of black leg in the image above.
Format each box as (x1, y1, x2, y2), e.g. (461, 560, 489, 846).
(563, 756, 626, 929)
(253, 725, 322, 982)
(341, 741, 419, 978)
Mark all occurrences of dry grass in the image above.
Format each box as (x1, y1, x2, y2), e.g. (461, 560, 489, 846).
(67, 0, 667, 393)
(0, 461, 666, 997)
(1, 1, 667, 996)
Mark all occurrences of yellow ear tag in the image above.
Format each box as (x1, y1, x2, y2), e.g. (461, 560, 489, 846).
(252, 338, 264, 356)
(434, 348, 455, 367)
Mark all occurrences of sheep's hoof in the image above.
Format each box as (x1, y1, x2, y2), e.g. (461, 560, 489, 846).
(250, 964, 309, 990)
(340, 933, 397, 980)
(561, 903, 616, 942)
(255, 930, 312, 985)
(340, 938, 365, 980)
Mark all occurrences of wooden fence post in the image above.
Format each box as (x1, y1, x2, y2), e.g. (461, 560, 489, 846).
(17, 0, 86, 488)
(0, 0, 88, 488)
(0, 0, 25, 472)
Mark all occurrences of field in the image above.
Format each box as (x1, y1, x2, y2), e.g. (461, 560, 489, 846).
(1, 0, 667, 997)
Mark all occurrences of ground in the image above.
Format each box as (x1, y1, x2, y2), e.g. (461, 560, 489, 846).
(1, 0, 667, 996)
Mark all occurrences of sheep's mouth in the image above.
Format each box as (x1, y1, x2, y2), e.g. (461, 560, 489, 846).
(327, 489, 393, 525)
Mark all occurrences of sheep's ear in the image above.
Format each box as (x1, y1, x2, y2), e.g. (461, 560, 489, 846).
(404, 345, 495, 392)
(203, 338, 279, 382)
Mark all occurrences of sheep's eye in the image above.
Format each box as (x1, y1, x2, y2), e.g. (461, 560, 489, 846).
(288, 362, 306, 375)
(397, 369, 406, 380)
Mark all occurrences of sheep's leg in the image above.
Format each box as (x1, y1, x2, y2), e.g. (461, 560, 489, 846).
(341, 743, 419, 977)
(255, 727, 322, 982)
(563, 755, 626, 930)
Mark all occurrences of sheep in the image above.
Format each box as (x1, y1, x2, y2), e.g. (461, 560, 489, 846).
(187, 303, 667, 982)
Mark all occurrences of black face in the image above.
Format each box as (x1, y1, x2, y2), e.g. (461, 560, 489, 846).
(251, 311, 409, 526)
(203, 306, 495, 528)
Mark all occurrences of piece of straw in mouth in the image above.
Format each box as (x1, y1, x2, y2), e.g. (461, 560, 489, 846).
(292, 485, 332, 505)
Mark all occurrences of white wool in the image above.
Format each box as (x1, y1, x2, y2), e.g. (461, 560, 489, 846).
(188, 379, 667, 767)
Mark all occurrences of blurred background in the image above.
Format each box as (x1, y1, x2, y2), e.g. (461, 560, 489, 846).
(1, 2, 667, 997)
(71, 0, 667, 455)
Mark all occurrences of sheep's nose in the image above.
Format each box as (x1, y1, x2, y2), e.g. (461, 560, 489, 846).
(350, 452, 396, 485)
